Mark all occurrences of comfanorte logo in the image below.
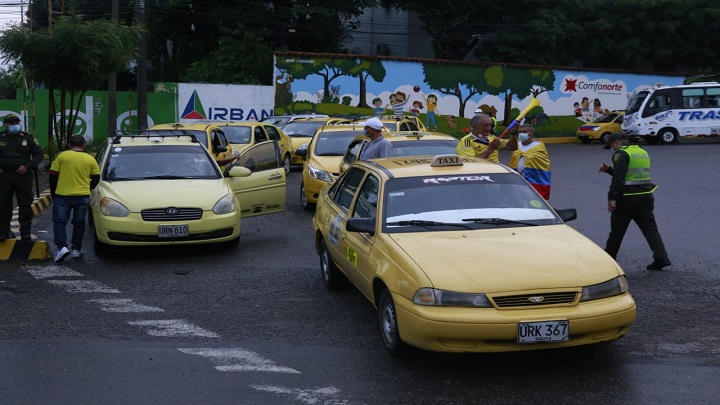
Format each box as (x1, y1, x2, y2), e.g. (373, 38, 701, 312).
(181, 90, 207, 119)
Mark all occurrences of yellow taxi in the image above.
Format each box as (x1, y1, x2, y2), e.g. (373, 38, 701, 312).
(312, 154, 636, 354)
(339, 130, 459, 173)
(89, 132, 286, 253)
(295, 124, 366, 210)
(576, 111, 624, 144)
(149, 122, 234, 167)
(199, 121, 294, 174)
(353, 115, 425, 132)
(280, 117, 353, 165)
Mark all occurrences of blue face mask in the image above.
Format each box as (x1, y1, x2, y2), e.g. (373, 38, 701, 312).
(518, 132, 530, 142)
(7, 124, 21, 134)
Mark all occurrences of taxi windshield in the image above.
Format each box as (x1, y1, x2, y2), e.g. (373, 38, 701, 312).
(103, 145, 221, 181)
(314, 130, 364, 156)
(382, 173, 560, 232)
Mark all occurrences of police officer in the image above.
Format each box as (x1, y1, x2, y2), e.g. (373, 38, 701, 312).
(598, 133, 671, 270)
(0, 114, 44, 241)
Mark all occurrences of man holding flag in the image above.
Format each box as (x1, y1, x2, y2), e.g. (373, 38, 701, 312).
(456, 113, 517, 162)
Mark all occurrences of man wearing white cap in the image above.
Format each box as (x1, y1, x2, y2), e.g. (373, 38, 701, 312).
(359, 117, 393, 160)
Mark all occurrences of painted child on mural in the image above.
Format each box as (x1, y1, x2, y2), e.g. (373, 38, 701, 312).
(372, 97, 385, 117)
(393, 91, 408, 116)
(423, 93, 438, 130)
(410, 100, 424, 117)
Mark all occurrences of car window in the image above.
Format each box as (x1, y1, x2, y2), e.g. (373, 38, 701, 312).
(353, 175, 379, 219)
(399, 122, 419, 131)
(95, 139, 110, 165)
(390, 140, 458, 157)
(332, 167, 365, 211)
(222, 126, 252, 144)
(264, 125, 282, 141)
(282, 122, 323, 137)
(103, 144, 221, 180)
(211, 130, 229, 152)
(233, 141, 281, 173)
(384, 123, 398, 131)
(254, 127, 268, 143)
(383, 173, 560, 233)
(314, 131, 364, 156)
(343, 140, 367, 167)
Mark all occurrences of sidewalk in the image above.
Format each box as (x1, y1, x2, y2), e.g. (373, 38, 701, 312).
(0, 191, 52, 261)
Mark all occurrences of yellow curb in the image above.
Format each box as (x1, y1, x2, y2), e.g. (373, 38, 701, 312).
(0, 239, 50, 261)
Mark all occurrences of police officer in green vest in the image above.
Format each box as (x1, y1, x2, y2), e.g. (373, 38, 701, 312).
(0, 114, 44, 241)
(598, 133, 671, 270)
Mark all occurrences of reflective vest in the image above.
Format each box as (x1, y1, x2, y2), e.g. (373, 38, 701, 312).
(621, 145, 654, 195)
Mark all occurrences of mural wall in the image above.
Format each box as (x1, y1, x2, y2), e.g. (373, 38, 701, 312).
(273, 53, 686, 132)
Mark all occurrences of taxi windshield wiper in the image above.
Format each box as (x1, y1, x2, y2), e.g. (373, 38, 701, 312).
(462, 217, 539, 227)
(386, 220, 472, 229)
(141, 175, 190, 180)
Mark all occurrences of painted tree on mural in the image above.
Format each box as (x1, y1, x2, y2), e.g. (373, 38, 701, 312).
(275, 57, 359, 104)
(422, 63, 490, 118)
(484, 66, 555, 125)
(348, 59, 387, 108)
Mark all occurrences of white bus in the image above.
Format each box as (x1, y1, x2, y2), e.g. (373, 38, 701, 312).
(621, 82, 720, 144)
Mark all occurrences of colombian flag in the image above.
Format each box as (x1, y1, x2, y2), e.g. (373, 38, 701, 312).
(509, 143, 551, 200)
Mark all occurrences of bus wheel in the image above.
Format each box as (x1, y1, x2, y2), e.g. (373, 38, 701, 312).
(658, 128, 677, 144)
(644, 136, 659, 145)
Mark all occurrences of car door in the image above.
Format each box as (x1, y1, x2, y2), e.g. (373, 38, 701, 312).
(225, 141, 286, 218)
(210, 129, 232, 160)
(263, 124, 291, 157)
(341, 172, 380, 298)
(339, 138, 368, 174)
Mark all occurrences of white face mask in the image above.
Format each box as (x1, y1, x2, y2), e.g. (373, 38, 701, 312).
(8, 124, 21, 134)
(518, 132, 530, 142)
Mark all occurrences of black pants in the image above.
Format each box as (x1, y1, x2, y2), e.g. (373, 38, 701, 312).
(0, 171, 34, 237)
(605, 193, 669, 262)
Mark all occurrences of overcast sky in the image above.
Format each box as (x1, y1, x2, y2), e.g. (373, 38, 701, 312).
(0, 2, 25, 28)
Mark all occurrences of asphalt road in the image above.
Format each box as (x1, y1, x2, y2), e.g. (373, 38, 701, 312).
(1, 140, 719, 404)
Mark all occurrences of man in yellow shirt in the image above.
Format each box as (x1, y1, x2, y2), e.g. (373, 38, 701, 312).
(49, 135, 101, 263)
(456, 114, 517, 162)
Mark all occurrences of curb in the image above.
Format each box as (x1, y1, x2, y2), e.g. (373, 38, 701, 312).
(0, 191, 53, 262)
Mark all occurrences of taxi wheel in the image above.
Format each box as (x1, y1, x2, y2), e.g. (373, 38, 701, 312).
(282, 154, 291, 175)
(600, 132, 612, 145)
(320, 239, 345, 289)
(378, 288, 407, 355)
(300, 182, 315, 211)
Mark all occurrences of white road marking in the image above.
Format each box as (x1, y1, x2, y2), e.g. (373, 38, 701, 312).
(47, 280, 121, 293)
(178, 348, 300, 374)
(25, 265, 84, 279)
(250, 385, 350, 405)
(129, 320, 219, 338)
(87, 298, 165, 313)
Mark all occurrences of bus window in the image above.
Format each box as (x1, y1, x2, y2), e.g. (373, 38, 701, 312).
(682, 89, 704, 108)
(643, 92, 673, 118)
(707, 88, 720, 107)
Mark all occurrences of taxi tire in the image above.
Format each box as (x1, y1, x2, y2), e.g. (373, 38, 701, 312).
(320, 239, 345, 289)
(300, 182, 315, 211)
(282, 154, 291, 175)
(378, 288, 407, 355)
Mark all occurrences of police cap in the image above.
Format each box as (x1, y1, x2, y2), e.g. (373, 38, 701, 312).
(3, 114, 20, 124)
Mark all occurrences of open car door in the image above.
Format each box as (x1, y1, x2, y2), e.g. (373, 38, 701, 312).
(225, 141, 286, 218)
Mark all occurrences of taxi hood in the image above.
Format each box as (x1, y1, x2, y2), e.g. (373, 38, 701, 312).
(387, 225, 621, 293)
(95, 179, 232, 212)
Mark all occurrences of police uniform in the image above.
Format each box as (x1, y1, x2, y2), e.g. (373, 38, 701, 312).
(604, 143, 671, 269)
(0, 115, 44, 240)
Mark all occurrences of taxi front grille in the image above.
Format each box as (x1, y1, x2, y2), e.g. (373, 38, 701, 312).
(492, 292, 578, 308)
(141, 208, 203, 221)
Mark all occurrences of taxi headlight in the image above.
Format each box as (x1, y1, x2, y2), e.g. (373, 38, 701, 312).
(580, 276, 628, 302)
(99, 197, 129, 217)
(213, 193, 236, 215)
(308, 164, 332, 183)
(413, 288, 492, 308)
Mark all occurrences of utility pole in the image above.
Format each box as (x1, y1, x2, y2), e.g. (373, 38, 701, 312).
(136, 0, 148, 130)
(107, 0, 118, 137)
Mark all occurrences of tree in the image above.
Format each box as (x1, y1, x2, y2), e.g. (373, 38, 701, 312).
(422, 63, 489, 117)
(0, 65, 23, 100)
(347, 59, 387, 108)
(484, 66, 555, 125)
(0, 16, 140, 154)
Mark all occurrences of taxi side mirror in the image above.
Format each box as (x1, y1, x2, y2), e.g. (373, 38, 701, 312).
(556, 208, 577, 222)
(295, 148, 307, 159)
(346, 218, 375, 236)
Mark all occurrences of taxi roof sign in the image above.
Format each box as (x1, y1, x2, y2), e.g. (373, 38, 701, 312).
(431, 154, 463, 167)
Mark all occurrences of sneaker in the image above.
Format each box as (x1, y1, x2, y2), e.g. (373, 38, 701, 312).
(21, 234, 31, 241)
(646, 260, 671, 270)
(71, 249, 84, 258)
(54, 247, 70, 264)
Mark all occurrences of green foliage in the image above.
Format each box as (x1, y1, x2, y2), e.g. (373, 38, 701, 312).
(0, 65, 22, 100)
(0, 16, 140, 153)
